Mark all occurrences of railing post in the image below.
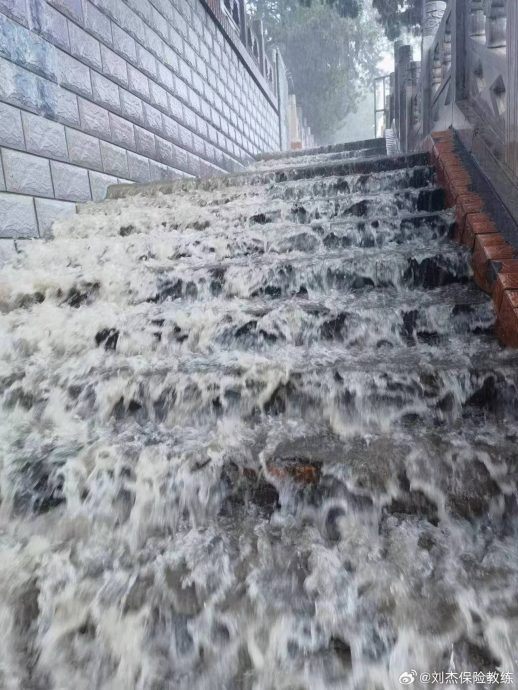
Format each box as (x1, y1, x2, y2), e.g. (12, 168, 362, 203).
(389, 72, 396, 126)
(423, 1, 447, 52)
(396, 44, 412, 151)
(421, 1, 447, 137)
(252, 19, 265, 76)
(422, 49, 431, 136)
(408, 60, 421, 150)
(454, 0, 467, 104)
(237, 0, 246, 44)
(274, 49, 289, 150)
(507, 0, 518, 176)
(393, 40, 401, 136)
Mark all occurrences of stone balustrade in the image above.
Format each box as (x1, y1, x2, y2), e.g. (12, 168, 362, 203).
(389, 0, 518, 207)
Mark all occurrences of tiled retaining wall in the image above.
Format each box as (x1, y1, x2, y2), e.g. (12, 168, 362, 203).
(429, 129, 518, 348)
(0, 0, 284, 239)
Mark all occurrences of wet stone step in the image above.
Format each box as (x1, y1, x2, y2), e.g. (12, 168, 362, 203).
(0, 296, 497, 400)
(43, 209, 454, 269)
(0, 239, 468, 315)
(1, 283, 491, 360)
(223, 212, 452, 255)
(215, 186, 444, 220)
(11, 341, 518, 427)
(218, 152, 431, 187)
(148, 283, 490, 322)
(94, 178, 445, 220)
(144, 298, 494, 352)
(239, 188, 447, 227)
(133, 212, 454, 260)
(254, 137, 386, 161)
(97, 187, 448, 236)
(142, 214, 458, 272)
(233, 418, 517, 519)
(250, 147, 381, 172)
(267, 165, 436, 200)
(314, 212, 453, 249)
(105, 152, 431, 199)
(251, 144, 386, 170)
(143, 235, 464, 274)
(142, 247, 472, 303)
(8, 412, 518, 526)
(151, 164, 438, 210)
(12, 416, 516, 531)
(8, 330, 518, 382)
(78, 168, 441, 230)
(12, 290, 493, 360)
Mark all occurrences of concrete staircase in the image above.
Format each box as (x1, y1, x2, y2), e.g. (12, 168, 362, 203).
(0, 138, 517, 688)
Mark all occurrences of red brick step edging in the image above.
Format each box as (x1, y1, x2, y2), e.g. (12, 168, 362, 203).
(427, 129, 518, 348)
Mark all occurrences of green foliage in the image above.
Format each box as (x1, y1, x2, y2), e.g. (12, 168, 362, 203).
(252, 0, 386, 141)
(371, 0, 423, 40)
(290, 0, 423, 38)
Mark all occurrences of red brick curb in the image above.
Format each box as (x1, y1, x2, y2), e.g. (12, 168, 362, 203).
(427, 129, 518, 347)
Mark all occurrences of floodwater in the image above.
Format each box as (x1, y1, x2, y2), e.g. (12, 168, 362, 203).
(0, 150, 517, 689)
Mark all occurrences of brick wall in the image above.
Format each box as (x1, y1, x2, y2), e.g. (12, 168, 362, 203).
(0, 0, 283, 239)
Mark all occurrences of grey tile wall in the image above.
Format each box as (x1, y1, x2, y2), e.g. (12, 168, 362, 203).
(0, 0, 282, 237)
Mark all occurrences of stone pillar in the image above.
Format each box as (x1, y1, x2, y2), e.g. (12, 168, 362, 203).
(237, 0, 247, 44)
(252, 19, 265, 75)
(421, 1, 447, 138)
(288, 94, 300, 149)
(454, 0, 467, 103)
(393, 41, 402, 133)
(389, 72, 396, 126)
(396, 44, 412, 151)
(274, 49, 290, 150)
(423, 1, 447, 49)
(506, 0, 518, 177)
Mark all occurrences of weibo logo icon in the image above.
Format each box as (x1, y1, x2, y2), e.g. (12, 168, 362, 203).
(399, 671, 418, 685)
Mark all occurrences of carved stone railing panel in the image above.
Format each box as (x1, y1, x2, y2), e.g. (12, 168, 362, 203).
(423, 1, 448, 39)
(390, 0, 517, 190)
(466, 0, 508, 146)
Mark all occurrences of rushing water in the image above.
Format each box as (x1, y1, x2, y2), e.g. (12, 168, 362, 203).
(0, 148, 517, 690)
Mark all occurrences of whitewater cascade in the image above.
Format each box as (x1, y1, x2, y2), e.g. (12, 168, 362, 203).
(0, 140, 517, 690)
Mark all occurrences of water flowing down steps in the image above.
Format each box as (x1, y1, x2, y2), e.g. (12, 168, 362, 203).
(0, 141, 517, 690)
